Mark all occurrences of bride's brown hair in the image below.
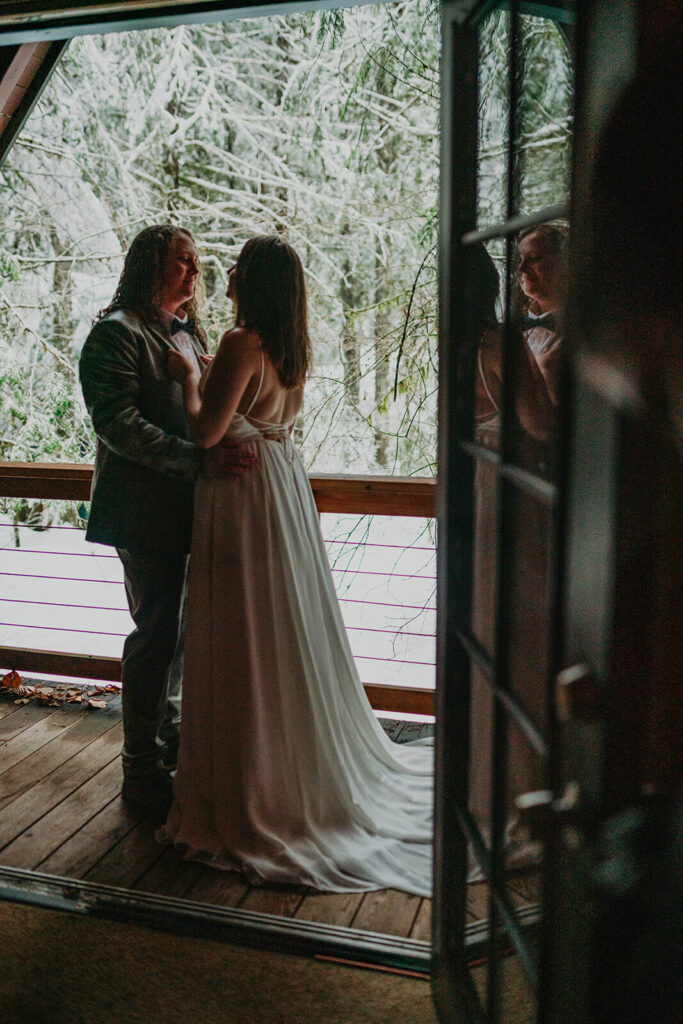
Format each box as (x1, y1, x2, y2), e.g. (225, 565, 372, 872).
(233, 235, 311, 388)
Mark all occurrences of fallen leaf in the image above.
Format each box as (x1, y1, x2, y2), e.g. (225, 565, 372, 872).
(14, 698, 30, 705)
(2, 670, 23, 690)
(49, 701, 61, 707)
(88, 699, 108, 709)
(67, 694, 84, 703)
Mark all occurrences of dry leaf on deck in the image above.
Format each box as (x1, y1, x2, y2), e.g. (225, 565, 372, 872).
(88, 698, 108, 709)
(14, 697, 30, 705)
(2, 670, 24, 690)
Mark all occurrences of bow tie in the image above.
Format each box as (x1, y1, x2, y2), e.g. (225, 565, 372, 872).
(521, 313, 556, 333)
(171, 317, 196, 337)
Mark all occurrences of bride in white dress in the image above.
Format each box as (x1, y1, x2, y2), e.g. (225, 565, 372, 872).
(158, 235, 433, 896)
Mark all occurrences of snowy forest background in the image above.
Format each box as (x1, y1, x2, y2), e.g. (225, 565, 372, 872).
(0, 2, 572, 529)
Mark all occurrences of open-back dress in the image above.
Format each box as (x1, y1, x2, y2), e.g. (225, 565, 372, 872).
(158, 355, 433, 896)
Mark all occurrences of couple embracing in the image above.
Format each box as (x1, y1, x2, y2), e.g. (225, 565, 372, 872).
(79, 225, 432, 896)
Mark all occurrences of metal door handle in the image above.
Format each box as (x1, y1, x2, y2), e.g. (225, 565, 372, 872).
(555, 663, 601, 722)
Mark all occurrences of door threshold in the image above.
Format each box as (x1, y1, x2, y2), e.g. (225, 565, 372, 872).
(0, 865, 431, 974)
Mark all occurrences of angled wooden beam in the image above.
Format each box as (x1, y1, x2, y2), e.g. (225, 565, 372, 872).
(0, 38, 66, 166)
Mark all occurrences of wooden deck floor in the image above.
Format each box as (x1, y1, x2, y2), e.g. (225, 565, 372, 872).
(0, 689, 539, 943)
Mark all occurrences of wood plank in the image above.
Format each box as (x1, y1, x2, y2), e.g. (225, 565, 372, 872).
(0, 698, 20, 721)
(393, 721, 435, 744)
(0, 754, 121, 869)
(466, 881, 490, 922)
(0, 461, 92, 500)
(310, 473, 435, 517)
(350, 888, 421, 937)
(363, 685, 434, 717)
(0, 719, 122, 849)
(0, 42, 41, 108)
(505, 868, 542, 908)
(0, 699, 52, 741)
(0, 463, 436, 518)
(294, 890, 364, 928)
(38, 796, 138, 879)
(84, 819, 165, 889)
(0, 648, 121, 682)
(0, 705, 122, 809)
(184, 866, 250, 908)
(238, 882, 307, 918)
(379, 718, 405, 742)
(410, 898, 432, 942)
(0, 652, 433, 717)
(133, 846, 205, 898)
(0, 705, 89, 775)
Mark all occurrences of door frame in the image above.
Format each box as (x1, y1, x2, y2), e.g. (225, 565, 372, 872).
(0, 0, 440, 979)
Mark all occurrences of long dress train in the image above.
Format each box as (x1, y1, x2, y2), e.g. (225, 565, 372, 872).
(159, 378, 433, 896)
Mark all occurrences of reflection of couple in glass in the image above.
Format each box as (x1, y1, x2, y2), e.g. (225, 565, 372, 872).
(79, 226, 432, 896)
(475, 223, 567, 438)
(470, 225, 567, 877)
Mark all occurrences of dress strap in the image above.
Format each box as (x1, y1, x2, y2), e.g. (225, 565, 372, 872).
(244, 350, 265, 417)
(476, 347, 500, 417)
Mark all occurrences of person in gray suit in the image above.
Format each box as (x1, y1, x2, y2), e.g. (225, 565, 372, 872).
(79, 224, 253, 815)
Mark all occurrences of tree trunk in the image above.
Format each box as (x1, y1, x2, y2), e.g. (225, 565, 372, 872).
(50, 223, 73, 369)
(373, 239, 391, 468)
(372, 59, 398, 470)
(340, 223, 362, 407)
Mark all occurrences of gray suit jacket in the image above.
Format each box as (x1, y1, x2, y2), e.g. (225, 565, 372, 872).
(79, 308, 207, 554)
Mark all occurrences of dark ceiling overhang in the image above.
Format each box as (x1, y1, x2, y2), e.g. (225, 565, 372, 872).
(0, 0, 574, 44)
(1, 1, 361, 44)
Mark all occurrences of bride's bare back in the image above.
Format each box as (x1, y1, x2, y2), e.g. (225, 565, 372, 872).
(181, 325, 304, 447)
(235, 328, 304, 426)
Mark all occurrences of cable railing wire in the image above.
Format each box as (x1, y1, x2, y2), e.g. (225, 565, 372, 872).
(2, 528, 437, 675)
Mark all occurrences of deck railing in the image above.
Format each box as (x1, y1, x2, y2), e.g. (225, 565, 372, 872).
(0, 462, 436, 717)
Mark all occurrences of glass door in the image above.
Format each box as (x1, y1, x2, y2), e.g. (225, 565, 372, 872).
(435, 2, 574, 1020)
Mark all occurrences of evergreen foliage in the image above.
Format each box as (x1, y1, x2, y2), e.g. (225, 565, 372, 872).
(0, 2, 571, 530)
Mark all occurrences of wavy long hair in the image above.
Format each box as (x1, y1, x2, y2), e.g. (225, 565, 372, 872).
(470, 243, 500, 329)
(97, 224, 207, 345)
(233, 235, 310, 388)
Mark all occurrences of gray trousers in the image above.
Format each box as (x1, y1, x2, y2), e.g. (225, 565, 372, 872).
(117, 548, 188, 777)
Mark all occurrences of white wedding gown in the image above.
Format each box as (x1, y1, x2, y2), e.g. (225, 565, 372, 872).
(159, 362, 433, 896)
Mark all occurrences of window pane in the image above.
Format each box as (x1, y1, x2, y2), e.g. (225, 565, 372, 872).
(477, 8, 510, 232)
(503, 484, 554, 736)
(510, 219, 569, 481)
(501, 713, 546, 999)
(514, 15, 574, 214)
(471, 453, 500, 654)
(469, 666, 494, 864)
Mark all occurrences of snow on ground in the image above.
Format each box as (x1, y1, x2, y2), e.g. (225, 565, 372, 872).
(0, 511, 436, 703)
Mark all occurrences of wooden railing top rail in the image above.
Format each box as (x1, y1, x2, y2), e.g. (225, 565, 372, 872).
(0, 462, 437, 517)
(0, 461, 436, 715)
